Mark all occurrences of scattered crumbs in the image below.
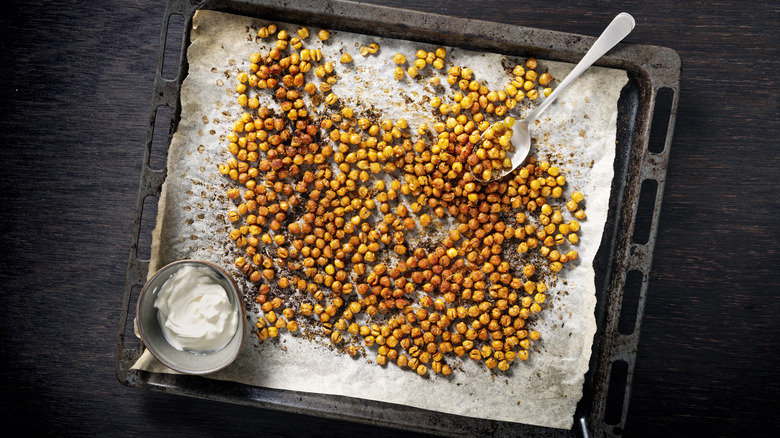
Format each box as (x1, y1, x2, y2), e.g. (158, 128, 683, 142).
(584, 96, 590, 103)
(198, 145, 206, 153)
(198, 129, 204, 136)
(280, 346, 287, 351)
(216, 79, 224, 87)
(190, 234, 198, 240)
(202, 116, 209, 124)
(579, 129, 586, 137)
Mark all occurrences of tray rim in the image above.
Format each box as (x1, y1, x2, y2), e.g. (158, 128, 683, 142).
(116, 1, 682, 437)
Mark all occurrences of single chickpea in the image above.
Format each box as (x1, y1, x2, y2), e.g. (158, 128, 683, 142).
(318, 29, 330, 41)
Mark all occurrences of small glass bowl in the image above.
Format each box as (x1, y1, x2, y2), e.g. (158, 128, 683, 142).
(136, 260, 245, 375)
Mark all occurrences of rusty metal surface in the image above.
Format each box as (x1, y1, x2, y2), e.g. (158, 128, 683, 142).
(116, 1, 681, 436)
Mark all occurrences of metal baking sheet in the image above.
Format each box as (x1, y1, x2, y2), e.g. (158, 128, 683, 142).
(116, 1, 681, 436)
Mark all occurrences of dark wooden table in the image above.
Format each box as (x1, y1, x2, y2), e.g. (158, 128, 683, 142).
(1, 0, 777, 436)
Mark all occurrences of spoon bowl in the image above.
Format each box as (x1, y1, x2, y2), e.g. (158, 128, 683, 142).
(473, 12, 635, 182)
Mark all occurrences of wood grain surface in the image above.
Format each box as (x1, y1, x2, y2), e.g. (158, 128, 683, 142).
(0, 0, 777, 436)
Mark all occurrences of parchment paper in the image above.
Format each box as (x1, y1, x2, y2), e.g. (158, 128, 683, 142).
(134, 10, 628, 430)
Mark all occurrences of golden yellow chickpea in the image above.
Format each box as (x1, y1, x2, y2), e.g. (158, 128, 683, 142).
(318, 29, 330, 41)
(539, 72, 552, 86)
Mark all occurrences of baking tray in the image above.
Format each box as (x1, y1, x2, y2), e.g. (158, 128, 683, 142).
(116, 0, 681, 436)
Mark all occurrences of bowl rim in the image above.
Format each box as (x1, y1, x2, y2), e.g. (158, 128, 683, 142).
(136, 259, 245, 375)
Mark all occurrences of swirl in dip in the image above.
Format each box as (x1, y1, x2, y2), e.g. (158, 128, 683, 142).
(154, 265, 239, 353)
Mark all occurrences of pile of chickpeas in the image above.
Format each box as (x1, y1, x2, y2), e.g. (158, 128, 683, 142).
(218, 24, 584, 377)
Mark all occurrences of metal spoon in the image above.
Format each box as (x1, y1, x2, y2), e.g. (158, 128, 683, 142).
(474, 12, 635, 182)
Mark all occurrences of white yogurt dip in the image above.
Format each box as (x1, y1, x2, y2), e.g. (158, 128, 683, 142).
(154, 265, 239, 353)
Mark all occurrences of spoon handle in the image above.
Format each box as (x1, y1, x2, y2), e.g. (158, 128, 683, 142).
(525, 12, 635, 122)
